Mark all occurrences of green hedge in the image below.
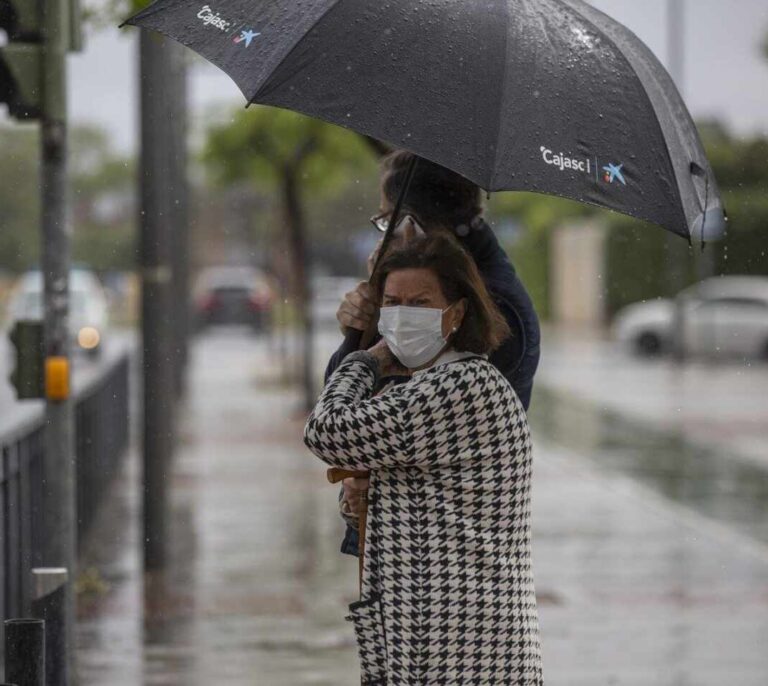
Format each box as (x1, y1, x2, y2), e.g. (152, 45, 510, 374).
(503, 226, 552, 320)
(716, 188, 768, 277)
(603, 186, 768, 318)
(488, 192, 591, 321)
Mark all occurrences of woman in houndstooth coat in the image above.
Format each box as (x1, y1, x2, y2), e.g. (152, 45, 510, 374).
(305, 234, 543, 685)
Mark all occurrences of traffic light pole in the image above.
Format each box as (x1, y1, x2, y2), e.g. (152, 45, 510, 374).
(40, 0, 75, 682)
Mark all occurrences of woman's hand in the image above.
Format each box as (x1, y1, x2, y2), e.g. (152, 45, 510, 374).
(342, 476, 370, 517)
(368, 338, 409, 378)
(336, 281, 377, 335)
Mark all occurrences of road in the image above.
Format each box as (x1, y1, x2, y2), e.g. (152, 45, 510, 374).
(73, 324, 768, 685)
(537, 327, 768, 471)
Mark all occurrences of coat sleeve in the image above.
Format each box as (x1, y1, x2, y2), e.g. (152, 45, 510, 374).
(304, 356, 485, 471)
(323, 330, 362, 384)
(459, 221, 540, 410)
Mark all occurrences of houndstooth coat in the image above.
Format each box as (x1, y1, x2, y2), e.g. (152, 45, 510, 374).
(304, 350, 543, 685)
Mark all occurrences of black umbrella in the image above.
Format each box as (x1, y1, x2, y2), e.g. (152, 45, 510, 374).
(121, 0, 727, 597)
(121, 0, 725, 243)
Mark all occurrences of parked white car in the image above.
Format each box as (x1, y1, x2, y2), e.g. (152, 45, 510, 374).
(5, 269, 110, 356)
(612, 276, 768, 360)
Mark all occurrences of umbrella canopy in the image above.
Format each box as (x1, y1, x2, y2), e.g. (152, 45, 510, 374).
(121, 0, 725, 242)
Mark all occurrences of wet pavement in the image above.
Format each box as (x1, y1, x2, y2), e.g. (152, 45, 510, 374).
(77, 329, 360, 684)
(76, 328, 768, 685)
(537, 327, 768, 470)
(530, 387, 768, 551)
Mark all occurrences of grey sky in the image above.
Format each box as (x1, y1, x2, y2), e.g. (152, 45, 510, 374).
(67, 0, 768, 155)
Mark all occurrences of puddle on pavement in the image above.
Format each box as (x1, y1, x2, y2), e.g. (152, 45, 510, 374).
(530, 386, 768, 546)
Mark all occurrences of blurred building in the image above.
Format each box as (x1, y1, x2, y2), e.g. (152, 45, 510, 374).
(550, 220, 609, 328)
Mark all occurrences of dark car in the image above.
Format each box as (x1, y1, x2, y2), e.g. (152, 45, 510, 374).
(193, 267, 273, 331)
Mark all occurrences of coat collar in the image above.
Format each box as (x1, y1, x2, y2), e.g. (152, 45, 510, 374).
(411, 349, 484, 377)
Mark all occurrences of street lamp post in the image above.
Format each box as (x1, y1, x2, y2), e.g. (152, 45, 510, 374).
(666, 0, 691, 362)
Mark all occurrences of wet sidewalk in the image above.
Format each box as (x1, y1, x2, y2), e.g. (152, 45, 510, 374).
(76, 330, 768, 685)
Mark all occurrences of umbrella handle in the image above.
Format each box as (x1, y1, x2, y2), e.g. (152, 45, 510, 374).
(328, 468, 369, 594)
(342, 328, 363, 353)
(327, 468, 369, 484)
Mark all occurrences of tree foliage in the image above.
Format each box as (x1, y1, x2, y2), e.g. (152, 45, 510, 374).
(81, 0, 152, 29)
(201, 104, 379, 271)
(202, 106, 375, 198)
(69, 125, 136, 271)
(763, 27, 768, 61)
(486, 189, 595, 318)
(0, 123, 135, 273)
(0, 124, 41, 271)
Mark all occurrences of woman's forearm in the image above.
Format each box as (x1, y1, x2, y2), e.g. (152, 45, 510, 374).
(305, 351, 434, 471)
(304, 354, 396, 470)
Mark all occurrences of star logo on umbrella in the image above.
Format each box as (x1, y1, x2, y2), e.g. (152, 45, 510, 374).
(602, 163, 627, 185)
(234, 29, 260, 47)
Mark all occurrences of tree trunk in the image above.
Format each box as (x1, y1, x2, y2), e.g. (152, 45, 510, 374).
(282, 169, 314, 411)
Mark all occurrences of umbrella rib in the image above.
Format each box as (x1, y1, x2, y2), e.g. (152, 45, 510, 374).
(245, 0, 345, 108)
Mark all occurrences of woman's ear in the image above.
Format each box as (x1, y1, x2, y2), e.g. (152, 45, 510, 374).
(449, 298, 468, 335)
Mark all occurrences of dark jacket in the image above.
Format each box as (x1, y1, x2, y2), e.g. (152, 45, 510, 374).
(323, 219, 541, 556)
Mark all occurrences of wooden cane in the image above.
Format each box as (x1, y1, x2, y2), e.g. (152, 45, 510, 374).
(325, 159, 418, 596)
(328, 468, 369, 592)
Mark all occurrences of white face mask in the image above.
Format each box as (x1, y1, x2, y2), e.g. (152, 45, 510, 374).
(377, 305, 452, 369)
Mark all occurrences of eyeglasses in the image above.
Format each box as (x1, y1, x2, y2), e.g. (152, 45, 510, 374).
(370, 212, 425, 234)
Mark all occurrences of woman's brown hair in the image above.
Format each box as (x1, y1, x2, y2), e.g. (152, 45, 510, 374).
(381, 150, 483, 230)
(372, 233, 510, 355)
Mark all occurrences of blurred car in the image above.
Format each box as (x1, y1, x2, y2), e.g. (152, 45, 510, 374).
(311, 275, 361, 329)
(612, 276, 768, 359)
(193, 266, 273, 331)
(5, 268, 109, 357)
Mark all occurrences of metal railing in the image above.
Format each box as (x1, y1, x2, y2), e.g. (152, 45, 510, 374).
(0, 352, 131, 622)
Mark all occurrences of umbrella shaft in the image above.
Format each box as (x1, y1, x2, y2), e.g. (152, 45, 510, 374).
(370, 156, 419, 278)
